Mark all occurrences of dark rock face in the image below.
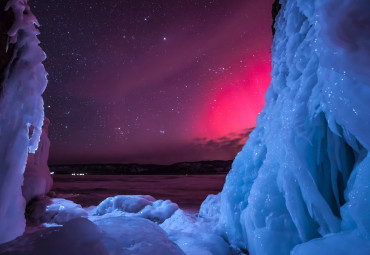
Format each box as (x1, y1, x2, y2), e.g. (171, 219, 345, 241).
(272, 0, 281, 36)
(0, 0, 15, 94)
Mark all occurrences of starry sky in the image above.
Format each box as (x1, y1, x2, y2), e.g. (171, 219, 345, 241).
(31, 0, 274, 164)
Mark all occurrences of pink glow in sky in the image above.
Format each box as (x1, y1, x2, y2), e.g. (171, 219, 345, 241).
(34, 0, 274, 164)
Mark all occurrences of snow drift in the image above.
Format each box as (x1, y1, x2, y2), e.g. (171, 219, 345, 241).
(0, 0, 47, 244)
(218, 0, 370, 254)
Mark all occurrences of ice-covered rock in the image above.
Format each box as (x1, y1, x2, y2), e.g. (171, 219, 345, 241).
(26, 197, 87, 225)
(138, 199, 179, 223)
(219, 0, 370, 254)
(161, 210, 233, 255)
(0, 0, 47, 244)
(95, 195, 156, 215)
(23, 118, 53, 203)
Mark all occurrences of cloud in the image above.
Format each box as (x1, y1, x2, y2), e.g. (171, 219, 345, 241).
(194, 128, 254, 154)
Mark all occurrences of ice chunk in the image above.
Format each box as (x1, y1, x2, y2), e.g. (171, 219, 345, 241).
(0, 0, 47, 244)
(94, 195, 178, 223)
(27, 197, 87, 225)
(95, 195, 155, 215)
(138, 199, 179, 223)
(199, 193, 221, 222)
(161, 210, 232, 255)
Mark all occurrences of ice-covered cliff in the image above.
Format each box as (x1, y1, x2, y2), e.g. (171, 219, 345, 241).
(219, 0, 370, 254)
(0, 0, 47, 244)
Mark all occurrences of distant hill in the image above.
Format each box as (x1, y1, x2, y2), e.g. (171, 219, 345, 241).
(49, 160, 233, 175)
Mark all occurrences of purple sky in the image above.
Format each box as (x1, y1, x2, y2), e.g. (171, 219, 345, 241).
(32, 0, 274, 164)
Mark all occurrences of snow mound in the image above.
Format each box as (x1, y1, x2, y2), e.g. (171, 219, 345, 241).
(199, 193, 221, 222)
(94, 195, 179, 223)
(219, 0, 370, 254)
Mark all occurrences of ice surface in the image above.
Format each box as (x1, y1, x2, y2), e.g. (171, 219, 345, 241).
(0, 0, 47, 244)
(219, 0, 370, 254)
(23, 118, 53, 203)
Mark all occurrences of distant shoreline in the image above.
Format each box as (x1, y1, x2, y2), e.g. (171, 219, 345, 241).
(49, 160, 233, 175)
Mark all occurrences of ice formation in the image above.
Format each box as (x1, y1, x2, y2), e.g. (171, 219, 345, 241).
(23, 118, 53, 203)
(94, 195, 179, 223)
(0, 0, 47, 244)
(217, 0, 370, 254)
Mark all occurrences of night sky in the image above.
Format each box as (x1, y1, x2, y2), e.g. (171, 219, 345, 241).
(31, 0, 274, 164)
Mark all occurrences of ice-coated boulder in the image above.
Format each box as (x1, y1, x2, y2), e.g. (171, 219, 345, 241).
(23, 118, 53, 203)
(0, 0, 47, 244)
(95, 195, 156, 215)
(27, 198, 88, 225)
(218, 0, 370, 254)
(94, 195, 179, 223)
(161, 209, 233, 255)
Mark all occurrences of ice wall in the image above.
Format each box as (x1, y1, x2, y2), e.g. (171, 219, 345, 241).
(0, 0, 47, 244)
(218, 0, 370, 254)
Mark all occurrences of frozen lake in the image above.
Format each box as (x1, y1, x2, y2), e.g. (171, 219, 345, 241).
(52, 174, 226, 212)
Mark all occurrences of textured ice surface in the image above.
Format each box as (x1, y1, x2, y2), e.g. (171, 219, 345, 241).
(0, 0, 47, 243)
(161, 210, 232, 255)
(22, 118, 53, 203)
(199, 193, 221, 223)
(219, 0, 370, 254)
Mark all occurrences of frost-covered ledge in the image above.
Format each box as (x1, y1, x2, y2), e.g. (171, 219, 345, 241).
(0, 0, 47, 243)
(218, 0, 370, 254)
